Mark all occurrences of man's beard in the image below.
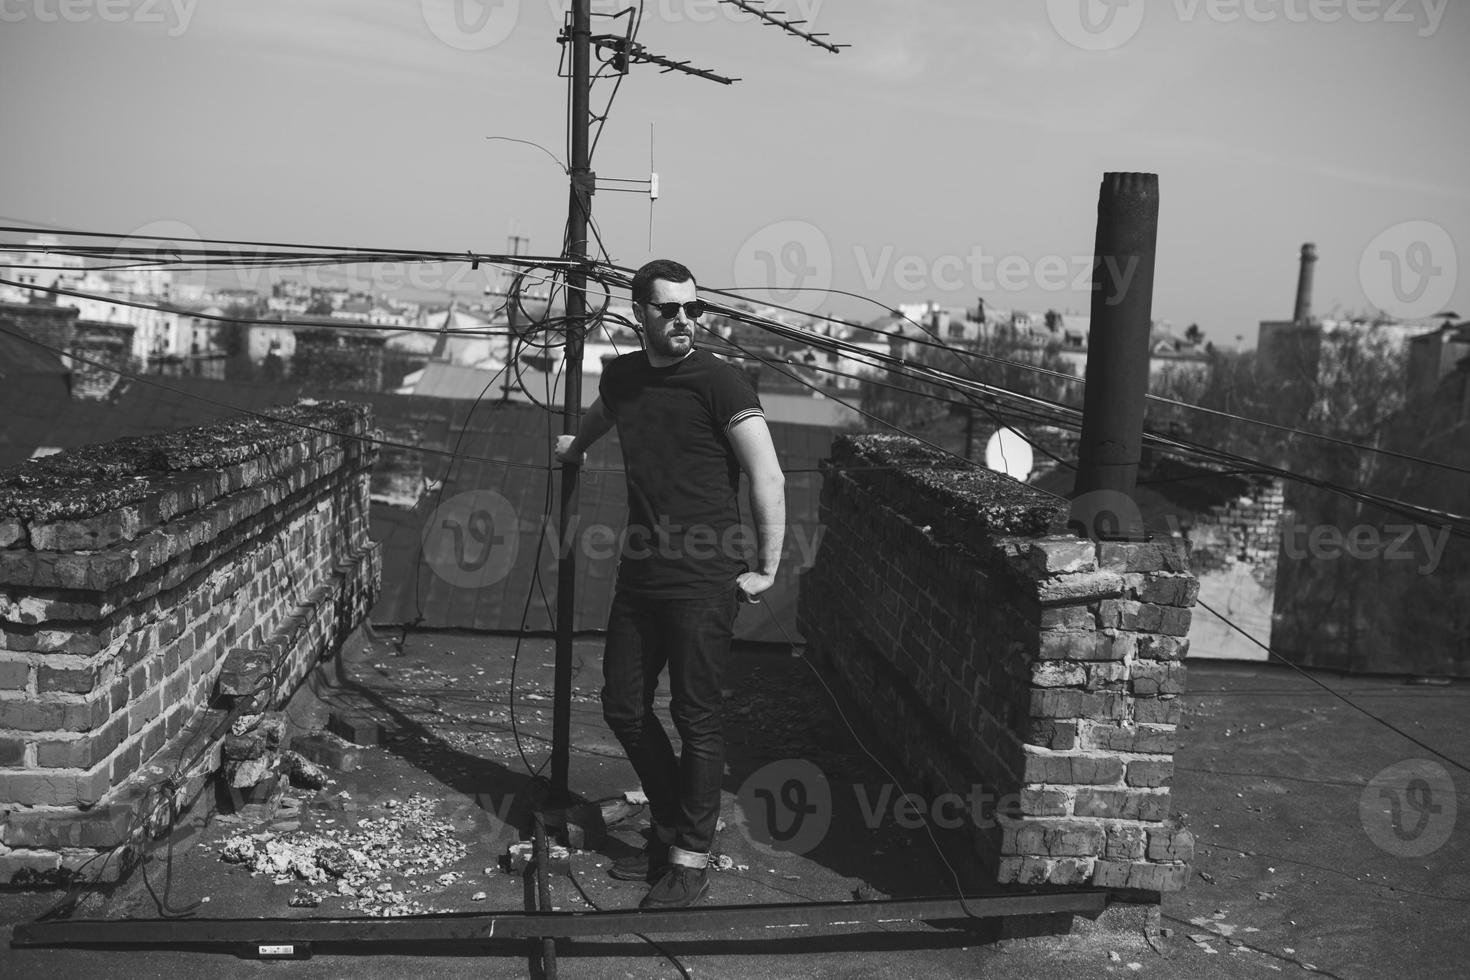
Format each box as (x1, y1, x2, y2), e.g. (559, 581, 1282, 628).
(649, 326, 693, 358)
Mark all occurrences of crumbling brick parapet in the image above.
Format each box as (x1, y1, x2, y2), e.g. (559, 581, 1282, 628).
(800, 434, 1197, 897)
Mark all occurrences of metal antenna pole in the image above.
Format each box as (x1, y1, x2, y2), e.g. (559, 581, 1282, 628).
(553, 0, 592, 806)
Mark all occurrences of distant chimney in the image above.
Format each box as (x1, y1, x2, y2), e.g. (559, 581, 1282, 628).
(1293, 242, 1317, 325)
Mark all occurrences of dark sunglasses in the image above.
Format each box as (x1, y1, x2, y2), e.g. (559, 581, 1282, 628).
(646, 300, 705, 320)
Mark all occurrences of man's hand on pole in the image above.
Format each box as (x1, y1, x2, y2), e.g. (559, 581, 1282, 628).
(554, 434, 583, 466)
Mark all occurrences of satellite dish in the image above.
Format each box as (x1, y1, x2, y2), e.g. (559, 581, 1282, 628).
(984, 427, 1034, 482)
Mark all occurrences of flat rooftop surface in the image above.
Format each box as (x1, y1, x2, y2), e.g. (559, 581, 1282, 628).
(3, 628, 1466, 979)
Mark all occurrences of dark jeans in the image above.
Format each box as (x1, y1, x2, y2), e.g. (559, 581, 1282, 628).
(601, 587, 739, 857)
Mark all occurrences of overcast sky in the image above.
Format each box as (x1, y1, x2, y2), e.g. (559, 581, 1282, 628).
(2, 0, 1466, 345)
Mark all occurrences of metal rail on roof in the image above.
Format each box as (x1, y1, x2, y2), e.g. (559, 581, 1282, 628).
(12, 889, 1107, 951)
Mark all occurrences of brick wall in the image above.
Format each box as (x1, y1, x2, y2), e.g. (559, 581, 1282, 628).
(0, 402, 380, 884)
(1173, 475, 1282, 662)
(798, 434, 1197, 897)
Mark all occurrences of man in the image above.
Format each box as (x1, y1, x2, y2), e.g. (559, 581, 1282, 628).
(555, 258, 785, 909)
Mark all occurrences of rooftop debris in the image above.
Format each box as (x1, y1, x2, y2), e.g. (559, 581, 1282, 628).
(216, 792, 472, 917)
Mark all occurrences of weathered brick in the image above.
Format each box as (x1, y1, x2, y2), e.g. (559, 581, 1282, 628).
(110, 738, 143, 787)
(1105, 824, 1147, 861)
(1022, 751, 1124, 785)
(1085, 662, 1128, 691)
(1133, 573, 1200, 608)
(1083, 723, 1178, 754)
(28, 508, 144, 551)
(1135, 634, 1189, 661)
(1098, 539, 1189, 575)
(1126, 759, 1173, 788)
(1147, 826, 1194, 863)
(215, 649, 273, 701)
(36, 714, 127, 769)
(1091, 859, 1189, 892)
(1025, 720, 1077, 751)
(1124, 601, 1164, 632)
(327, 713, 384, 747)
(0, 767, 111, 807)
(0, 849, 64, 885)
(1039, 605, 1096, 630)
(0, 735, 26, 767)
(1132, 661, 1187, 697)
(2, 802, 132, 848)
(1002, 818, 1105, 858)
(1016, 787, 1071, 816)
(1030, 538, 1098, 575)
(1035, 570, 1126, 604)
(1031, 662, 1085, 688)
(0, 519, 24, 548)
(1158, 605, 1192, 636)
(130, 687, 162, 735)
(1133, 696, 1182, 725)
(0, 658, 30, 690)
(1039, 631, 1121, 662)
(997, 855, 1094, 887)
(1073, 788, 1169, 821)
(140, 721, 166, 761)
(1030, 689, 1127, 721)
(0, 696, 109, 733)
(37, 663, 105, 695)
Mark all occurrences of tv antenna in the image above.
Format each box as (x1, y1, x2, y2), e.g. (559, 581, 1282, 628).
(595, 124, 659, 250)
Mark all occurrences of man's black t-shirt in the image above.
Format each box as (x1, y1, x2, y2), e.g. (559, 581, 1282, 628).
(599, 349, 764, 598)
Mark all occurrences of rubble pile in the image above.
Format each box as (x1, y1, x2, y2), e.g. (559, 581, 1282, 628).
(217, 792, 471, 916)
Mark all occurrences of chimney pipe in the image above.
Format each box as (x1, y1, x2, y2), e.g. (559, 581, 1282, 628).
(1293, 242, 1317, 325)
(1072, 172, 1160, 538)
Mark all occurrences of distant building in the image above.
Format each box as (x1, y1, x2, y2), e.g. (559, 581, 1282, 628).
(292, 323, 386, 392)
(1407, 322, 1470, 399)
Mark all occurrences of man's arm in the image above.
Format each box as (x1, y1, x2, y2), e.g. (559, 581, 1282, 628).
(554, 397, 615, 464)
(727, 414, 785, 600)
